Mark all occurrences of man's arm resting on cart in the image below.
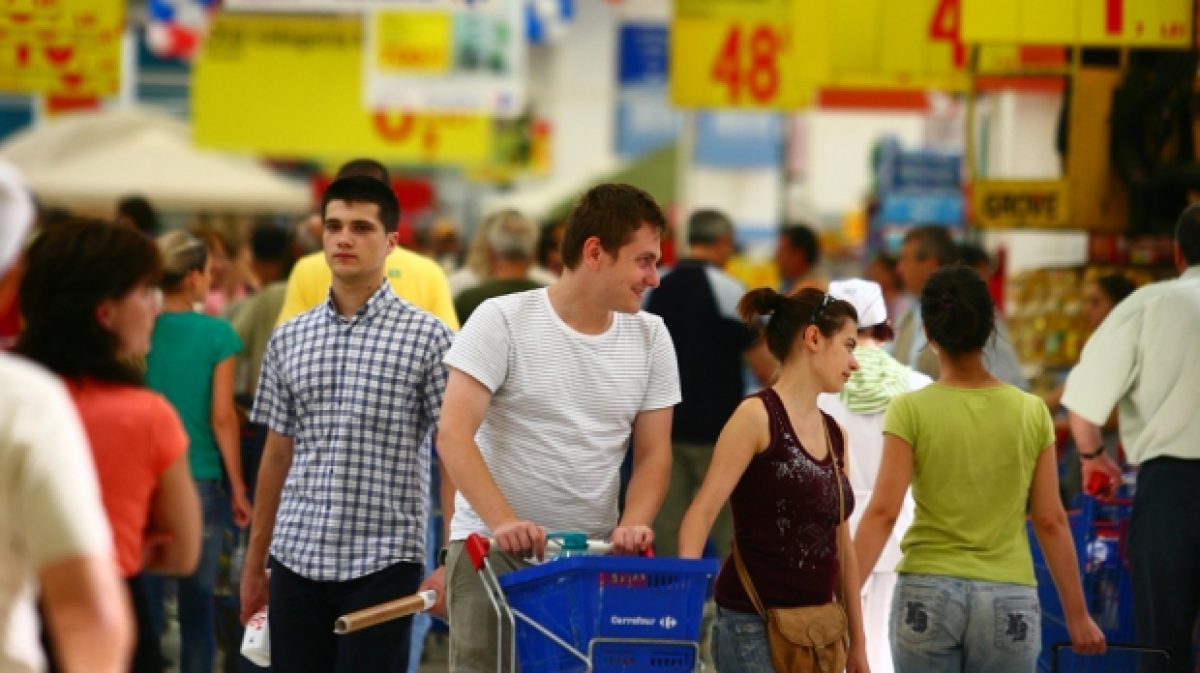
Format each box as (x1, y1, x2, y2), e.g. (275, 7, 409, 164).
(612, 406, 673, 555)
(436, 367, 548, 560)
(1029, 442, 1107, 656)
(239, 430, 294, 624)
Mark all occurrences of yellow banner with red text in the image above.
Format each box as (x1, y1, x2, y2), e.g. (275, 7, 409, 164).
(192, 15, 492, 166)
(0, 0, 122, 96)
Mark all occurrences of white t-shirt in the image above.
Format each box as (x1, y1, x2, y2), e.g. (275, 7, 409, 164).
(444, 288, 681, 541)
(0, 354, 112, 673)
(819, 366, 931, 573)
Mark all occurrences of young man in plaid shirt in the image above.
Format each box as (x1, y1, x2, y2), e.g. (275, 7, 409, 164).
(239, 176, 453, 672)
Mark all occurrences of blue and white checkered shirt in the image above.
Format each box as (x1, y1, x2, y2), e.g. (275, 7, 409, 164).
(251, 280, 452, 581)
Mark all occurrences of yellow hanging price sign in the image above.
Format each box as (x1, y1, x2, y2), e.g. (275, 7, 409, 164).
(193, 15, 491, 165)
(670, 0, 811, 109)
(963, 0, 1192, 48)
(810, 0, 967, 91)
(372, 12, 453, 74)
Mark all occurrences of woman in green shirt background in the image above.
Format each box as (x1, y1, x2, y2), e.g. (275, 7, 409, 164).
(854, 265, 1105, 673)
(145, 231, 249, 673)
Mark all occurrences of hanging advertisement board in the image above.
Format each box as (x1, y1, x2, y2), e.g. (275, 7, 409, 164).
(963, 0, 1192, 48)
(192, 15, 491, 165)
(364, 0, 526, 117)
(0, 0, 122, 96)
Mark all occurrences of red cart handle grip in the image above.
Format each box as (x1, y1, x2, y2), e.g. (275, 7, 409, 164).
(466, 533, 491, 572)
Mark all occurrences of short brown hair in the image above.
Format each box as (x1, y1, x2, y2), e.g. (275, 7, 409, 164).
(560, 183, 666, 270)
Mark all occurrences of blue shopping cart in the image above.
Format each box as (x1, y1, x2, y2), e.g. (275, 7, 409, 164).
(1030, 494, 1156, 673)
(466, 533, 720, 673)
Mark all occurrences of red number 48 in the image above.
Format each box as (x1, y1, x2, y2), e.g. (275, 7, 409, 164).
(710, 24, 782, 104)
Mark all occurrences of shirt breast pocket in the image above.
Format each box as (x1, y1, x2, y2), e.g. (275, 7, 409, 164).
(354, 365, 424, 427)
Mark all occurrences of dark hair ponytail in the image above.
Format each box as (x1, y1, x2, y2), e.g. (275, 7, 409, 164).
(920, 264, 995, 355)
(738, 287, 857, 362)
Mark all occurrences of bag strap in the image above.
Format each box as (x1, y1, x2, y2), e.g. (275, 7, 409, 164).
(731, 541, 768, 619)
(827, 418, 846, 607)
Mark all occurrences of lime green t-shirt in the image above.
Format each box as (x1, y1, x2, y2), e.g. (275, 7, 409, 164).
(146, 311, 243, 480)
(883, 383, 1054, 586)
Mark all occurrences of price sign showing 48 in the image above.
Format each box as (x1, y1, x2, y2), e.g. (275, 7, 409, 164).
(709, 24, 783, 104)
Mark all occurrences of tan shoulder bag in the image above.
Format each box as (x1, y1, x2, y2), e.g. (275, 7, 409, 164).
(731, 422, 849, 673)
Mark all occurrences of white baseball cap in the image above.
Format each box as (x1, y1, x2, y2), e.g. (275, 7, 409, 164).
(0, 160, 34, 275)
(828, 278, 887, 328)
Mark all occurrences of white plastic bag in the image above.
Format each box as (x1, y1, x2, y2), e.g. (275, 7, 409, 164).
(240, 607, 270, 667)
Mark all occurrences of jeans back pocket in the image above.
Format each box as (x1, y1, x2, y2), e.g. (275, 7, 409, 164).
(992, 593, 1041, 654)
(892, 581, 949, 645)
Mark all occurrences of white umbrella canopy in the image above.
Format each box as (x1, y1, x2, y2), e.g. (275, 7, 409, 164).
(0, 107, 311, 214)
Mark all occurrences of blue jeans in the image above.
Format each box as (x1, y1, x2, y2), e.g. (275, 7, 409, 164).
(406, 453, 441, 673)
(146, 480, 230, 673)
(713, 606, 773, 673)
(890, 574, 1040, 673)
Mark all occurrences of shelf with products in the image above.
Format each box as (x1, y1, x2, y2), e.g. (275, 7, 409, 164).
(1006, 234, 1177, 389)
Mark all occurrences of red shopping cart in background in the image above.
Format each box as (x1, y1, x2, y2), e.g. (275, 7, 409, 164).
(466, 532, 720, 673)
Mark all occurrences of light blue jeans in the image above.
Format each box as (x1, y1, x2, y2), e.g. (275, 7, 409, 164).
(405, 505, 438, 673)
(713, 606, 773, 673)
(890, 574, 1041, 673)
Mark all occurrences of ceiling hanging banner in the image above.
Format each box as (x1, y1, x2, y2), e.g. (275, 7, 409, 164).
(670, 0, 811, 109)
(223, 0, 495, 12)
(963, 0, 1192, 48)
(0, 0, 123, 96)
(192, 15, 492, 165)
(670, 0, 1070, 110)
(615, 23, 680, 158)
(364, 0, 526, 117)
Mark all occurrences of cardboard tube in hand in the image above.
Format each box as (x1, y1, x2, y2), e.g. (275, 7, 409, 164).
(333, 590, 437, 634)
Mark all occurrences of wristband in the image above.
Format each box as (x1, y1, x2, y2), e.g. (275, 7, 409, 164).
(1079, 446, 1105, 461)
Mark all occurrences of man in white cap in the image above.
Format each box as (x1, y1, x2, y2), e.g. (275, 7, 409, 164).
(0, 161, 132, 673)
(818, 278, 930, 673)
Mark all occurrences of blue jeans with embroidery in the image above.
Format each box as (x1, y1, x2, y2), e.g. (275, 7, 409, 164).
(891, 573, 1040, 673)
(712, 606, 774, 673)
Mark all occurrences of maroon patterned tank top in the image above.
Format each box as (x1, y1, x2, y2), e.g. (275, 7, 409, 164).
(713, 388, 854, 612)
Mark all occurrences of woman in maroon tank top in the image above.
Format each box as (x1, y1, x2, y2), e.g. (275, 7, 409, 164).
(679, 287, 870, 673)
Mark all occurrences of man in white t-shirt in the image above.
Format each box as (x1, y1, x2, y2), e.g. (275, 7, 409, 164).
(0, 161, 131, 673)
(433, 183, 682, 672)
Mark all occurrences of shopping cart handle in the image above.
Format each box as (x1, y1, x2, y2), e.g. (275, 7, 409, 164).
(464, 532, 651, 570)
(466, 533, 491, 572)
(1050, 641, 1170, 670)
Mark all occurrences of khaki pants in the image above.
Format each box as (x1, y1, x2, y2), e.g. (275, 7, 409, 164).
(652, 440, 731, 671)
(652, 440, 733, 560)
(446, 540, 531, 673)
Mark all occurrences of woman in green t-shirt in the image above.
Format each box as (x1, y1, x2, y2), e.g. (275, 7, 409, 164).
(144, 231, 248, 673)
(854, 265, 1105, 673)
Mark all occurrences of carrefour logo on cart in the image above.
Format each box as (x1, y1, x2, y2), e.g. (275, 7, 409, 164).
(610, 615, 679, 630)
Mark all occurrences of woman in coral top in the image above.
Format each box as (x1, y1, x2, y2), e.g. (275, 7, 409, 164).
(17, 219, 202, 673)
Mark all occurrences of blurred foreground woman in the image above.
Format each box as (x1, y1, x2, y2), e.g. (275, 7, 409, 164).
(17, 219, 202, 673)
